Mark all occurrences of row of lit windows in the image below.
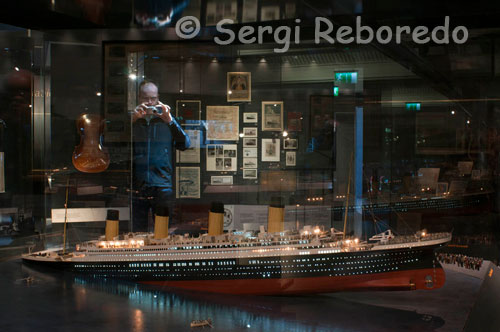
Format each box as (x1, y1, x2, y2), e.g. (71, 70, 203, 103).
(78, 252, 422, 267)
(76, 258, 417, 273)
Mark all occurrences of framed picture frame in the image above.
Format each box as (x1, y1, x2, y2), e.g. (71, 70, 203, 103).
(261, 138, 280, 162)
(242, 0, 258, 23)
(243, 127, 258, 137)
(176, 167, 200, 199)
(287, 111, 302, 131)
(243, 158, 258, 169)
(176, 129, 201, 163)
(227, 72, 251, 102)
(243, 112, 258, 123)
(206, 144, 237, 171)
(243, 138, 257, 147)
(261, 5, 280, 21)
(243, 169, 258, 179)
(262, 101, 283, 131)
(211, 176, 234, 186)
(206, 106, 239, 141)
(206, 0, 237, 26)
(243, 147, 258, 157)
(286, 151, 296, 166)
(284, 138, 298, 150)
(176, 100, 201, 125)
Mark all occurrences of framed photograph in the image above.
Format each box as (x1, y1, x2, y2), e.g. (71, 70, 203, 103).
(284, 138, 298, 150)
(287, 111, 302, 131)
(261, 5, 280, 21)
(177, 130, 201, 163)
(227, 72, 251, 102)
(176, 100, 201, 125)
(211, 176, 234, 185)
(243, 148, 258, 158)
(243, 127, 258, 137)
(243, 158, 258, 169)
(243, 112, 258, 123)
(262, 138, 280, 162)
(243, 169, 258, 179)
(436, 182, 448, 196)
(242, 0, 258, 22)
(286, 151, 296, 166)
(262, 101, 283, 131)
(471, 169, 481, 180)
(207, 144, 237, 172)
(206, 0, 237, 26)
(176, 167, 200, 199)
(243, 138, 257, 147)
(206, 106, 239, 141)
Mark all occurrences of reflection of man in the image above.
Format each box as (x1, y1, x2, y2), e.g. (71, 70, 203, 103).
(132, 80, 190, 231)
(134, 0, 191, 29)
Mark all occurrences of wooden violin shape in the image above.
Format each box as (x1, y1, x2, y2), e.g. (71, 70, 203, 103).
(72, 114, 110, 173)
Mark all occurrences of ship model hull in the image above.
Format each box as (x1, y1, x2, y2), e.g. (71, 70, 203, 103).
(23, 242, 446, 295)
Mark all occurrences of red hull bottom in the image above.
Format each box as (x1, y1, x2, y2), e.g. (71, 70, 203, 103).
(140, 267, 446, 295)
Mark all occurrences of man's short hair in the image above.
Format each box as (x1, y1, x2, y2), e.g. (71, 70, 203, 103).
(138, 79, 158, 95)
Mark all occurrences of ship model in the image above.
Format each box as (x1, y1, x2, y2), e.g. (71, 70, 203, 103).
(22, 201, 451, 295)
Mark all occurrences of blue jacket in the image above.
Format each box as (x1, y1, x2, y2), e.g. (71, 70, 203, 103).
(133, 116, 190, 193)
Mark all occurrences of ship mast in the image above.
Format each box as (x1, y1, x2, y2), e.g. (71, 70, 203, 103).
(342, 153, 353, 240)
(62, 177, 69, 254)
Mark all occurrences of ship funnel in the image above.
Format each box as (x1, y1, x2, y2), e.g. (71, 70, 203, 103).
(267, 197, 284, 233)
(154, 205, 169, 239)
(105, 209, 119, 241)
(208, 202, 224, 236)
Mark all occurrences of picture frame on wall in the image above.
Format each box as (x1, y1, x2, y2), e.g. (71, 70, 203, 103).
(243, 112, 258, 123)
(206, 144, 237, 172)
(206, 106, 239, 141)
(176, 129, 201, 163)
(242, 0, 258, 23)
(176, 167, 200, 199)
(284, 138, 298, 149)
(243, 169, 258, 179)
(286, 151, 296, 166)
(287, 111, 303, 131)
(243, 147, 258, 157)
(243, 127, 258, 137)
(243, 138, 257, 147)
(227, 72, 251, 102)
(261, 138, 280, 162)
(176, 100, 201, 125)
(262, 101, 283, 131)
(211, 176, 234, 185)
(243, 158, 258, 169)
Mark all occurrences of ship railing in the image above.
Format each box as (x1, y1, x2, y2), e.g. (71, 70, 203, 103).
(385, 232, 451, 245)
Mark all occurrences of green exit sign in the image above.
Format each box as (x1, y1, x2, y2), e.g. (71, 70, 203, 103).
(406, 103, 421, 111)
(333, 86, 339, 96)
(335, 72, 358, 84)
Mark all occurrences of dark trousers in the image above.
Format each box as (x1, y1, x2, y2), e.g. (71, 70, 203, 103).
(132, 187, 174, 232)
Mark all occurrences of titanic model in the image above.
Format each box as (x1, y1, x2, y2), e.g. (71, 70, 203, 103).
(23, 203, 451, 295)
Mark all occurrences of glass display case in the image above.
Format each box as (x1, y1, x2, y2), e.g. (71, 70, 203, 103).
(1, 1, 500, 331)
